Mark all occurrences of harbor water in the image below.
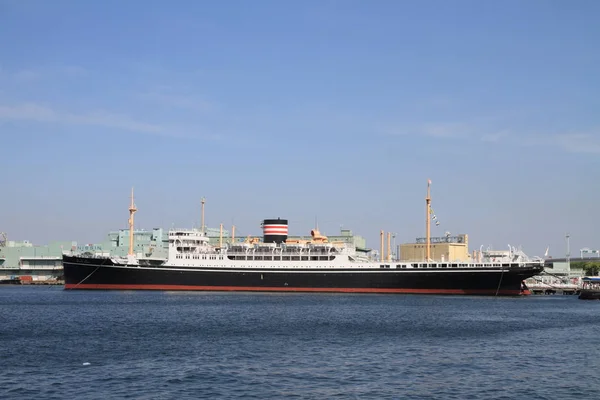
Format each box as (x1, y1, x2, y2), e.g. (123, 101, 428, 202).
(1, 287, 599, 399)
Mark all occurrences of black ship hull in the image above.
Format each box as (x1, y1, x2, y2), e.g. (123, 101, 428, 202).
(578, 289, 600, 300)
(63, 255, 543, 296)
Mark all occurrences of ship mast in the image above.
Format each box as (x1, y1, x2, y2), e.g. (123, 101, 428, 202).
(387, 232, 391, 262)
(201, 197, 206, 235)
(219, 223, 223, 248)
(128, 187, 137, 256)
(426, 179, 431, 262)
(380, 230, 384, 262)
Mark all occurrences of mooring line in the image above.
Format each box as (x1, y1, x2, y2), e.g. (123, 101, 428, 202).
(71, 257, 108, 288)
(495, 265, 506, 296)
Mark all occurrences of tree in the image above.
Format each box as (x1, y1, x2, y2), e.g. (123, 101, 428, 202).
(583, 261, 600, 276)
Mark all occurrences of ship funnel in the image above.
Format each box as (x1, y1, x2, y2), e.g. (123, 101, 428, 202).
(262, 218, 288, 244)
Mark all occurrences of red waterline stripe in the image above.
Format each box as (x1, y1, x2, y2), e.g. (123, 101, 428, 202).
(64, 284, 526, 295)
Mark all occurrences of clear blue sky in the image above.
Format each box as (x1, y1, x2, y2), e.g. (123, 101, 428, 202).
(1, 0, 598, 257)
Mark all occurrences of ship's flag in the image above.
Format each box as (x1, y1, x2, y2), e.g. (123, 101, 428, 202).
(430, 207, 440, 226)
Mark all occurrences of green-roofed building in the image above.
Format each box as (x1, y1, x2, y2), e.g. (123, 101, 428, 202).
(0, 227, 368, 284)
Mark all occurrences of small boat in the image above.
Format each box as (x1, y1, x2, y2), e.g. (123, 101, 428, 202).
(578, 277, 600, 300)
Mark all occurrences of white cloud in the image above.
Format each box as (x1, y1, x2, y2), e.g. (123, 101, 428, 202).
(383, 118, 600, 155)
(383, 121, 473, 138)
(518, 132, 600, 154)
(0, 102, 227, 140)
(138, 91, 217, 113)
(552, 133, 600, 154)
(0, 103, 166, 135)
(420, 122, 470, 138)
(60, 65, 87, 76)
(4, 65, 87, 83)
(481, 130, 509, 143)
(13, 69, 42, 82)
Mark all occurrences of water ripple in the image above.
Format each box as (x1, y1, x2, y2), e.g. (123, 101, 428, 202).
(1, 287, 599, 399)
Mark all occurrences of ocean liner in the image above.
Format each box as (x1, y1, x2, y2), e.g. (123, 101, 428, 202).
(63, 184, 544, 295)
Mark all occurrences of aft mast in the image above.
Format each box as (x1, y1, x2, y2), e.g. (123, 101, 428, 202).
(201, 197, 206, 235)
(128, 187, 137, 256)
(426, 179, 431, 262)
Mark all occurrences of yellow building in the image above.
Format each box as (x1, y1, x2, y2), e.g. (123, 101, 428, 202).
(399, 234, 471, 262)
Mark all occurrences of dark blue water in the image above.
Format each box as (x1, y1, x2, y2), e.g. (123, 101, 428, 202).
(1, 287, 599, 399)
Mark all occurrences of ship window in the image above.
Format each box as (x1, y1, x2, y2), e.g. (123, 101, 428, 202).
(502, 263, 509, 267)
(380, 265, 385, 268)
(441, 264, 447, 268)
(451, 264, 457, 268)
(319, 256, 328, 261)
(264, 256, 272, 261)
(301, 256, 308, 261)
(283, 256, 290, 261)
(292, 256, 300, 261)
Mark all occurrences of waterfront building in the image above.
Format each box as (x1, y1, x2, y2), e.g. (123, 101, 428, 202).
(399, 234, 471, 262)
(0, 227, 367, 283)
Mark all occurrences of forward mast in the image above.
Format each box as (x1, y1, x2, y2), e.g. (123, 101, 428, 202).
(128, 187, 137, 256)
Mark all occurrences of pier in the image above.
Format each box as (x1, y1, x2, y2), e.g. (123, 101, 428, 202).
(525, 273, 581, 295)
